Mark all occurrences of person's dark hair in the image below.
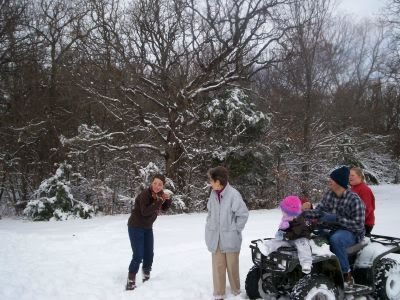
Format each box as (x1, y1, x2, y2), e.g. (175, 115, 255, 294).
(207, 166, 229, 187)
(152, 174, 166, 185)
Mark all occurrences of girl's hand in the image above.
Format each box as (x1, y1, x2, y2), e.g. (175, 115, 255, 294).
(162, 189, 173, 201)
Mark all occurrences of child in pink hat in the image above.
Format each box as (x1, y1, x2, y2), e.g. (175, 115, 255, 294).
(258, 196, 313, 274)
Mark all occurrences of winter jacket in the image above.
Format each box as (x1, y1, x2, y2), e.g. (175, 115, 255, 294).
(205, 183, 249, 253)
(279, 215, 294, 230)
(305, 189, 365, 241)
(128, 188, 172, 229)
(283, 216, 313, 240)
(351, 182, 375, 226)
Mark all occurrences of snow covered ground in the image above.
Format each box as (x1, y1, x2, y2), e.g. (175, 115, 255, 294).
(1, 184, 399, 300)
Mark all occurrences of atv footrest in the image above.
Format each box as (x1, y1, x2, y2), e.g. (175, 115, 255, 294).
(344, 283, 373, 296)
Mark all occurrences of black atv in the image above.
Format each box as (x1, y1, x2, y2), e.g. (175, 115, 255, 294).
(245, 232, 400, 299)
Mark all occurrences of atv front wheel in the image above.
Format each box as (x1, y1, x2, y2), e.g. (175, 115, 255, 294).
(374, 258, 400, 300)
(290, 274, 338, 300)
(258, 270, 278, 299)
(245, 266, 261, 299)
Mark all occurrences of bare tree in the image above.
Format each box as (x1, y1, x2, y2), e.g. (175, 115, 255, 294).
(265, 0, 335, 196)
(29, 0, 94, 104)
(0, 0, 33, 211)
(94, 0, 290, 189)
(381, 0, 400, 157)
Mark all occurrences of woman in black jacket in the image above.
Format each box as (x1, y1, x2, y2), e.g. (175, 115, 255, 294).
(126, 174, 172, 290)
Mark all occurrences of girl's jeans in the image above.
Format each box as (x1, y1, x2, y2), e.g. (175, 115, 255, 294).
(128, 226, 154, 274)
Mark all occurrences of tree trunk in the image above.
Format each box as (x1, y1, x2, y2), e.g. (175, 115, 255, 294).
(165, 131, 185, 190)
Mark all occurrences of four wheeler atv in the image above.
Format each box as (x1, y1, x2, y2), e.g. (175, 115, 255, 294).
(245, 232, 400, 299)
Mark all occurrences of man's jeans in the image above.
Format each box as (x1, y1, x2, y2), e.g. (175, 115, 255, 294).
(329, 229, 356, 272)
(128, 226, 154, 274)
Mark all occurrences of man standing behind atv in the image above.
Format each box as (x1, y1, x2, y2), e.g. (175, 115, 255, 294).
(302, 166, 365, 286)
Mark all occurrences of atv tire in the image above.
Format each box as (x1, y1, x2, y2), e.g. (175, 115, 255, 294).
(290, 273, 338, 300)
(245, 266, 261, 299)
(374, 258, 400, 300)
(258, 270, 278, 299)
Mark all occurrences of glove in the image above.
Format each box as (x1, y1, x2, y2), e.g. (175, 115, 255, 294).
(320, 212, 337, 223)
(300, 210, 314, 219)
(275, 229, 285, 241)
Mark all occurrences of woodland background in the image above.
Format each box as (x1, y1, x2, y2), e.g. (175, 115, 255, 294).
(1, 0, 399, 217)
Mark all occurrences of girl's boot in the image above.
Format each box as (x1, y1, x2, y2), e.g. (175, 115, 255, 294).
(142, 269, 150, 282)
(126, 272, 136, 290)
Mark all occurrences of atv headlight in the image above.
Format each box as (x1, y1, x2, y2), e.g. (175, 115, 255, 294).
(256, 251, 262, 261)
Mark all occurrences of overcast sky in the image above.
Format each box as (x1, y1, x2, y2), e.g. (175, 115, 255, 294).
(337, 0, 388, 19)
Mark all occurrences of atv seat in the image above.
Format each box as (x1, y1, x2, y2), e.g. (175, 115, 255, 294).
(346, 239, 368, 255)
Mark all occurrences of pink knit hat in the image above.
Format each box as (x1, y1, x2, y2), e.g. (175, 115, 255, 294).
(280, 196, 302, 216)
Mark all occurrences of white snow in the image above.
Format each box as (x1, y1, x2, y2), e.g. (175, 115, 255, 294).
(0, 184, 399, 300)
(304, 284, 336, 300)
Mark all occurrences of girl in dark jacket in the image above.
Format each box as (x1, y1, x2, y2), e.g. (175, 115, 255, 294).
(126, 174, 172, 290)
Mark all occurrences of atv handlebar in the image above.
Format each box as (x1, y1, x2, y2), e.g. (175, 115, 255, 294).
(314, 220, 342, 230)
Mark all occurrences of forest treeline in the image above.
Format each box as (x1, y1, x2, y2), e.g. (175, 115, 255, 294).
(1, 0, 399, 217)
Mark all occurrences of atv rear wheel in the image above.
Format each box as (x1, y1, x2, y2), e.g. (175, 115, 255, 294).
(374, 258, 400, 300)
(290, 274, 338, 300)
(245, 266, 261, 299)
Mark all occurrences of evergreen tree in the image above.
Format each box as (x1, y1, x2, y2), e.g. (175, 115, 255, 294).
(24, 162, 94, 221)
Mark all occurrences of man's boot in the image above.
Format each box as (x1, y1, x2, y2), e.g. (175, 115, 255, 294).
(142, 269, 151, 283)
(126, 272, 136, 290)
(344, 272, 354, 287)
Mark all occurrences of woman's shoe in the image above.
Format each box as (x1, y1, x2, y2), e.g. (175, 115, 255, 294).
(142, 269, 151, 282)
(125, 272, 136, 290)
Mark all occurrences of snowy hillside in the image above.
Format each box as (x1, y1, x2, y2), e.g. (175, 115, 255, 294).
(1, 185, 399, 300)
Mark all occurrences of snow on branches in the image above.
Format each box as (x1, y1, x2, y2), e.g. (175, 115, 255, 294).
(24, 162, 94, 221)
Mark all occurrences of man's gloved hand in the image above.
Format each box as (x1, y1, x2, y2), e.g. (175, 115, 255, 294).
(300, 210, 319, 219)
(320, 212, 337, 223)
(275, 229, 285, 241)
(300, 210, 310, 218)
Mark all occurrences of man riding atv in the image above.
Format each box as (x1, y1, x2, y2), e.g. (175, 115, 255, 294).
(302, 166, 365, 286)
(245, 166, 400, 299)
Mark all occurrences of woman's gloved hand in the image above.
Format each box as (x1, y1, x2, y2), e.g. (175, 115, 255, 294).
(275, 229, 286, 240)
